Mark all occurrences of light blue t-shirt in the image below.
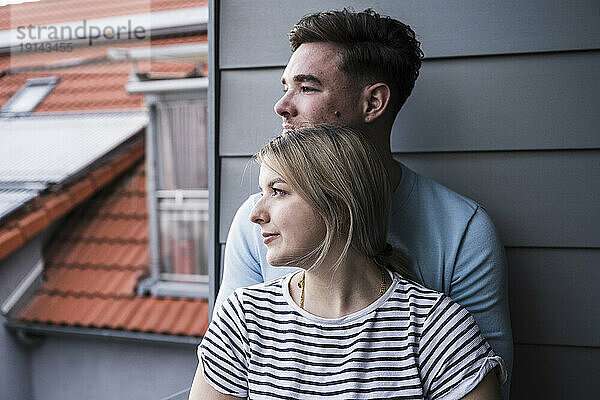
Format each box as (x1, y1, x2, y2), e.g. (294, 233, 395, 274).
(216, 162, 513, 396)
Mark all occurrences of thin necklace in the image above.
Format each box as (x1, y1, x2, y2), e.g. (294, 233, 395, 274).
(297, 267, 388, 310)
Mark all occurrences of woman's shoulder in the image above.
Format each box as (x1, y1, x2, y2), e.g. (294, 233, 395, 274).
(390, 272, 444, 304)
(228, 274, 289, 308)
(389, 272, 471, 323)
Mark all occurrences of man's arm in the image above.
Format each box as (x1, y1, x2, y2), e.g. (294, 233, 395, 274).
(214, 195, 264, 312)
(450, 206, 513, 398)
(461, 370, 502, 400)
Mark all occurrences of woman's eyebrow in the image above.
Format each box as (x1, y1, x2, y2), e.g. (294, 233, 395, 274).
(268, 177, 287, 187)
(258, 177, 287, 191)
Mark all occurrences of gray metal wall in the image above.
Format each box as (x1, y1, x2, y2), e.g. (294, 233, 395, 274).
(0, 238, 43, 400)
(213, 1, 600, 398)
(30, 336, 198, 400)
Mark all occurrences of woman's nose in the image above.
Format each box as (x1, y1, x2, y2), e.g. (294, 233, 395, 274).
(249, 198, 268, 225)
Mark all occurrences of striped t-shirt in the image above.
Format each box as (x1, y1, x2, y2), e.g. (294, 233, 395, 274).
(199, 270, 506, 399)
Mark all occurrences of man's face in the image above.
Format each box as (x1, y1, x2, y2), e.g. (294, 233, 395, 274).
(274, 42, 364, 130)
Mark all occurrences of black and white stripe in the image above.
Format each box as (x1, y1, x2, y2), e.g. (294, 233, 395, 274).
(199, 271, 506, 399)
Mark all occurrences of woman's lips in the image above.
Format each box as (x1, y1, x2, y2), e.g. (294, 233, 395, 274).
(262, 233, 280, 244)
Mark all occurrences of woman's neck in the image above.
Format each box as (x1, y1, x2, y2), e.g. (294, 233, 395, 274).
(289, 250, 390, 319)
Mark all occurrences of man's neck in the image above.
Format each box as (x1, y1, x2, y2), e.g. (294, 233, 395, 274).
(364, 123, 402, 190)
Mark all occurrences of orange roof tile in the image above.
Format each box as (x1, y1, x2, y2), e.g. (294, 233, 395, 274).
(17, 158, 209, 337)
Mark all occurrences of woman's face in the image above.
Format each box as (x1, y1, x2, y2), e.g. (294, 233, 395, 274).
(249, 162, 325, 267)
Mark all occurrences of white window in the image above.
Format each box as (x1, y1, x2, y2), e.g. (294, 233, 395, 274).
(2, 77, 58, 115)
(155, 99, 209, 285)
(127, 77, 209, 299)
(158, 191, 209, 283)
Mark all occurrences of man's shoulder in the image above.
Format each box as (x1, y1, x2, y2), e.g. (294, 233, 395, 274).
(236, 192, 262, 214)
(408, 166, 480, 214)
(228, 193, 263, 241)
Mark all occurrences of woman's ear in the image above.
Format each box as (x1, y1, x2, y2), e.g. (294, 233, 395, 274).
(362, 83, 391, 123)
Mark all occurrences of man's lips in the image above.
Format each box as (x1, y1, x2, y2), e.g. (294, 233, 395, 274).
(262, 232, 280, 244)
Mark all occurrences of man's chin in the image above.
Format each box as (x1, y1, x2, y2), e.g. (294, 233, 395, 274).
(282, 121, 312, 132)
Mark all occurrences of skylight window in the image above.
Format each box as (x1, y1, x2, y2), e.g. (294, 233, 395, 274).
(1, 77, 59, 115)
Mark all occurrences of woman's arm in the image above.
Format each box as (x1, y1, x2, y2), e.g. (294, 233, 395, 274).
(461, 369, 502, 400)
(188, 364, 244, 400)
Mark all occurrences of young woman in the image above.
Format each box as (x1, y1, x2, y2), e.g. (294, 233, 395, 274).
(190, 125, 506, 400)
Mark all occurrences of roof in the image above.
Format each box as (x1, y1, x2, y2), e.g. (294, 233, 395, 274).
(17, 159, 209, 337)
(0, 112, 147, 185)
(0, 139, 146, 262)
(0, 112, 147, 222)
(0, 34, 205, 112)
(1, 0, 210, 338)
(0, 0, 207, 31)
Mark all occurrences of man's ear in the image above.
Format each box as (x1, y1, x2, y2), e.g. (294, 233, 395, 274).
(362, 83, 391, 123)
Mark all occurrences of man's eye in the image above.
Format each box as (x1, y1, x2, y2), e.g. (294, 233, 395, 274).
(300, 86, 316, 93)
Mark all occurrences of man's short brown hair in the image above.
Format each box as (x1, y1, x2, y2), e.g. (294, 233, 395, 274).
(289, 8, 424, 114)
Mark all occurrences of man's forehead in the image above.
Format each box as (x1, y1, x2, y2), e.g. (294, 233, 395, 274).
(281, 42, 343, 81)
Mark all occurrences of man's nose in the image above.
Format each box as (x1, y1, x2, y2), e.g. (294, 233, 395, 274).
(274, 91, 296, 117)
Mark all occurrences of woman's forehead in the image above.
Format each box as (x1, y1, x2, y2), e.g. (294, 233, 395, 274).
(258, 163, 286, 186)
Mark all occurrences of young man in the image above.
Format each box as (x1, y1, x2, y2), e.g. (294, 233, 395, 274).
(215, 8, 512, 395)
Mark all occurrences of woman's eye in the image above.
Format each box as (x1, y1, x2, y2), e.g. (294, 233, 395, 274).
(272, 188, 285, 196)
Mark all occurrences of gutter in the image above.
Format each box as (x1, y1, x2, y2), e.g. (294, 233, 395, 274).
(0, 7, 208, 53)
(6, 321, 202, 346)
(126, 77, 208, 94)
(108, 42, 208, 64)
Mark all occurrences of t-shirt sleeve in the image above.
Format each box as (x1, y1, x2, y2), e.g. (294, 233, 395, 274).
(214, 194, 265, 312)
(419, 295, 507, 400)
(449, 206, 513, 392)
(198, 289, 250, 397)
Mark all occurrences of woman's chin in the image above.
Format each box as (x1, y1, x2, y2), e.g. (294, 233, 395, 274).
(266, 254, 298, 268)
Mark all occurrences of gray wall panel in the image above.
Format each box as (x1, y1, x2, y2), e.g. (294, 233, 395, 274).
(0, 239, 41, 400)
(220, 69, 283, 156)
(393, 51, 600, 152)
(511, 344, 599, 400)
(221, 152, 600, 247)
(220, 51, 600, 156)
(396, 150, 600, 248)
(507, 248, 600, 347)
(220, 0, 600, 69)
(219, 157, 259, 242)
(31, 336, 197, 400)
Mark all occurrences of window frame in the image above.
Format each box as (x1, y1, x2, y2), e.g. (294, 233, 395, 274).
(1, 77, 59, 116)
(135, 85, 210, 299)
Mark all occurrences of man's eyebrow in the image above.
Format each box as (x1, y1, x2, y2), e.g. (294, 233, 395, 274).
(293, 74, 322, 85)
(281, 74, 322, 86)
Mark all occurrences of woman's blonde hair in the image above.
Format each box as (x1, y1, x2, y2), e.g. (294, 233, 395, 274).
(254, 125, 410, 278)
